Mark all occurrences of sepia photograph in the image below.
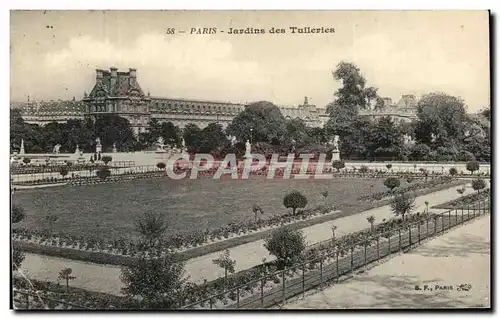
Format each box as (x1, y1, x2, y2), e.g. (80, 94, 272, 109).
(9, 10, 491, 310)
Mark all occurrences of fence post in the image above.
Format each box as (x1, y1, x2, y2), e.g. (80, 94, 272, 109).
(461, 207, 464, 224)
(25, 293, 29, 309)
(477, 200, 481, 217)
(209, 298, 213, 309)
(409, 226, 412, 246)
(350, 247, 354, 272)
(320, 257, 323, 288)
(260, 278, 264, 307)
(364, 238, 368, 267)
(434, 216, 437, 235)
(398, 228, 402, 251)
(336, 251, 339, 282)
(388, 233, 391, 254)
(237, 287, 240, 308)
(418, 223, 421, 244)
(455, 209, 458, 225)
(426, 218, 429, 238)
(282, 269, 286, 304)
(376, 236, 380, 259)
(302, 264, 306, 298)
(448, 211, 451, 229)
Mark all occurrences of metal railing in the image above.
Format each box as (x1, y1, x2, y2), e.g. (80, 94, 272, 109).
(12, 289, 90, 310)
(182, 197, 490, 309)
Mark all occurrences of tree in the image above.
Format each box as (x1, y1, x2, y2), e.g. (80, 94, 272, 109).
(227, 101, 287, 146)
(45, 213, 58, 234)
(59, 166, 69, 178)
(390, 192, 416, 220)
(285, 118, 313, 149)
(252, 204, 264, 223)
(22, 157, 31, 165)
(212, 249, 236, 290)
(136, 212, 168, 250)
(58, 268, 76, 293)
(156, 162, 166, 171)
(466, 160, 480, 175)
(471, 179, 486, 195)
(321, 191, 329, 204)
(264, 226, 306, 270)
(94, 115, 136, 152)
(102, 156, 112, 165)
(457, 187, 466, 197)
(425, 201, 429, 213)
(198, 123, 229, 155)
(359, 165, 369, 174)
(120, 254, 186, 309)
(11, 204, 25, 224)
(283, 191, 308, 215)
(331, 160, 345, 172)
(366, 215, 375, 233)
(182, 123, 202, 152)
(449, 167, 458, 176)
(96, 167, 111, 180)
(386, 164, 392, 172)
(409, 143, 431, 161)
(383, 177, 401, 193)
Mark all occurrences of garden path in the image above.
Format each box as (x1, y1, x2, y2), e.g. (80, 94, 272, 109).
(17, 183, 475, 296)
(284, 214, 490, 309)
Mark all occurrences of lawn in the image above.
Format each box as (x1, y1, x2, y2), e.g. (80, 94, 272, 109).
(12, 176, 392, 241)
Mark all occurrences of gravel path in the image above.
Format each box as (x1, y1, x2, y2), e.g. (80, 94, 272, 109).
(284, 214, 491, 309)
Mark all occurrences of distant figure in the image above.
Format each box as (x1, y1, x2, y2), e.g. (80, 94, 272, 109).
(53, 144, 61, 154)
(245, 140, 252, 157)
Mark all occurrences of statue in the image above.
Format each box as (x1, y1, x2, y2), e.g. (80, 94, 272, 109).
(332, 135, 340, 151)
(157, 136, 166, 152)
(19, 139, 25, 155)
(95, 138, 102, 153)
(229, 135, 237, 146)
(112, 142, 117, 153)
(53, 144, 61, 154)
(245, 140, 252, 158)
(74, 145, 80, 154)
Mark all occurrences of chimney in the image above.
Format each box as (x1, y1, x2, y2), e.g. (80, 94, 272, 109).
(110, 67, 118, 95)
(96, 69, 103, 82)
(129, 68, 137, 78)
(304, 96, 309, 106)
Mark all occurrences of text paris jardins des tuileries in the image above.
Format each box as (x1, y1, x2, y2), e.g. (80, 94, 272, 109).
(184, 26, 335, 35)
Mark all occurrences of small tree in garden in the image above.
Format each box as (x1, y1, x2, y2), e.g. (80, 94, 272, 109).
(366, 215, 375, 233)
(58, 268, 76, 293)
(383, 177, 401, 193)
(283, 191, 308, 215)
(406, 175, 414, 184)
(96, 167, 111, 180)
(264, 226, 306, 270)
(457, 187, 466, 197)
(212, 249, 236, 290)
(359, 165, 369, 175)
(102, 156, 112, 165)
(120, 254, 186, 309)
(157, 162, 166, 171)
(331, 225, 337, 243)
(136, 212, 168, 250)
(471, 179, 487, 195)
(332, 160, 345, 172)
(321, 191, 329, 204)
(59, 166, 69, 178)
(390, 192, 416, 221)
(252, 204, 264, 222)
(419, 168, 429, 182)
(466, 160, 480, 175)
(45, 213, 59, 234)
(386, 164, 392, 173)
(22, 158, 31, 165)
(425, 201, 429, 213)
(449, 167, 458, 177)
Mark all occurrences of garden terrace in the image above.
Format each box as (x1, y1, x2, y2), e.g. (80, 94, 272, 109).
(12, 177, 468, 266)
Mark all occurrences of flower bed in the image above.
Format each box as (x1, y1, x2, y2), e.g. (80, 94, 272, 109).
(432, 188, 491, 210)
(356, 176, 456, 202)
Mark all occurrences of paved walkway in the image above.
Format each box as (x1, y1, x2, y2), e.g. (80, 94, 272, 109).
(17, 183, 475, 296)
(284, 214, 491, 309)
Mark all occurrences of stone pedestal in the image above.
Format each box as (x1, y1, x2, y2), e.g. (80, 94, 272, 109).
(331, 150, 340, 162)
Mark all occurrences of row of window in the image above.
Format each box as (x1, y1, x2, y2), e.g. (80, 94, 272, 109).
(154, 102, 241, 113)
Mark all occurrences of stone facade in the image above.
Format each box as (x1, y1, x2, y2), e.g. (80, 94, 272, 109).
(13, 68, 328, 134)
(358, 94, 418, 123)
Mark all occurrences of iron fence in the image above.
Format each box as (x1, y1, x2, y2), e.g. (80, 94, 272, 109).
(182, 196, 490, 309)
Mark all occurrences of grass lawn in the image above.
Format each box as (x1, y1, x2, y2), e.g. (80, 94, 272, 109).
(12, 176, 395, 241)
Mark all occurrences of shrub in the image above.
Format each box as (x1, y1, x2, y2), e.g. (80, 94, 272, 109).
(331, 160, 345, 172)
(383, 177, 401, 192)
(157, 162, 166, 170)
(102, 156, 112, 165)
(359, 165, 369, 174)
(22, 157, 31, 165)
(471, 179, 487, 195)
(59, 166, 69, 178)
(386, 164, 392, 171)
(11, 204, 25, 224)
(96, 167, 111, 180)
(283, 191, 308, 215)
(466, 160, 479, 175)
(390, 192, 416, 220)
(264, 226, 306, 270)
(449, 167, 458, 176)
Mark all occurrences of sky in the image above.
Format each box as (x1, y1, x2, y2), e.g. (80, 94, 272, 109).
(10, 10, 490, 111)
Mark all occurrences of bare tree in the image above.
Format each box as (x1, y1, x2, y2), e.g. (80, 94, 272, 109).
(58, 268, 76, 293)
